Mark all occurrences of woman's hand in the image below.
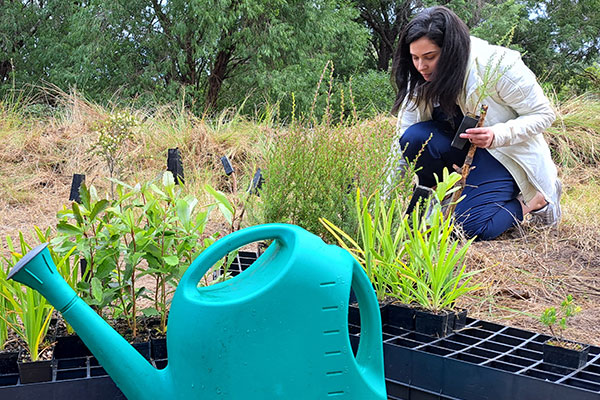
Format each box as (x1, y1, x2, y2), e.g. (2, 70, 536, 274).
(460, 127, 495, 148)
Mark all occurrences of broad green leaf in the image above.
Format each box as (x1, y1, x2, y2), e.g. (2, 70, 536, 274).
(91, 277, 103, 302)
(163, 255, 179, 266)
(57, 222, 83, 236)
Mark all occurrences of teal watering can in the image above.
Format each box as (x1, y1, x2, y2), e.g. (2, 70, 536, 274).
(7, 223, 386, 399)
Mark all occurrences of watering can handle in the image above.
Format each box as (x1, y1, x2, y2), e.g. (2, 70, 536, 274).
(351, 261, 386, 385)
(180, 223, 296, 293)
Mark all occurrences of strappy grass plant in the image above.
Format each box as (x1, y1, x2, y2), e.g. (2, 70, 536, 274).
(321, 168, 480, 309)
(0, 234, 55, 361)
(394, 170, 482, 313)
(321, 188, 410, 303)
(0, 262, 8, 351)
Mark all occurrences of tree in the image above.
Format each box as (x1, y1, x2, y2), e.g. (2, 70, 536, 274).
(521, 0, 600, 90)
(110, 0, 368, 113)
(354, 0, 422, 72)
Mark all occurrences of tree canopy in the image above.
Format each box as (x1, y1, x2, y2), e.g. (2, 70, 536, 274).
(1, 0, 598, 114)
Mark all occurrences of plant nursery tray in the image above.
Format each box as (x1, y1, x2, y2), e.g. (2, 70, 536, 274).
(0, 355, 127, 399)
(350, 309, 600, 400)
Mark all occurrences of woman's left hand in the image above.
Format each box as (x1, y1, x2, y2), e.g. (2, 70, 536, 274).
(460, 127, 495, 148)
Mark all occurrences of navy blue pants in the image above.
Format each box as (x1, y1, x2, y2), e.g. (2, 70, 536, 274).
(400, 120, 523, 240)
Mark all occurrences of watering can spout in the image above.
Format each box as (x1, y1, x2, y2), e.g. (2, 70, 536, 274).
(7, 244, 169, 400)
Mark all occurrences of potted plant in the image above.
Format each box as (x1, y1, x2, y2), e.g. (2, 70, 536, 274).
(539, 295, 589, 369)
(0, 264, 19, 382)
(322, 168, 481, 337)
(0, 234, 56, 384)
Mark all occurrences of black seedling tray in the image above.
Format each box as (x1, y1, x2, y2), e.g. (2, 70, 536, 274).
(0, 355, 126, 399)
(226, 250, 259, 277)
(350, 313, 600, 400)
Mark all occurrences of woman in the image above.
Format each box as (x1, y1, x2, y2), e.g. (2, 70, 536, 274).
(390, 6, 561, 240)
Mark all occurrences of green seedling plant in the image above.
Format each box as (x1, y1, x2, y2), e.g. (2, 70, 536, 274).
(540, 295, 583, 350)
(320, 188, 410, 303)
(134, 174, 220, 334)
(0, 234, 55, 361)
(53, 173, 232, 338)
(52, 184, 119, 315)
(0, 260, 8, 351)
(394, 170, 481, 313)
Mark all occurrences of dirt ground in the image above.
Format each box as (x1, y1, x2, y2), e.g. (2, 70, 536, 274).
(1, 168, 598, 347)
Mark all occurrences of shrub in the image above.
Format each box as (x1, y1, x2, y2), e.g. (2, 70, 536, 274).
(248, 116, 398, 239)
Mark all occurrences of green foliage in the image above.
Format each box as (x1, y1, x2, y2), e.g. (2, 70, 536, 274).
(519, 0, 600, 93)
(321, 188, 409, 302)
(0, 260, 8, 351)
(540, 294, 581, 345)
(397, 177, 480, 313)
(321, 169, 480, 311)
(0, 234, 54, 361)
(89, 110, 139, 194)
(341, 71, 395, 119)
(249, 116, 396, 239)
(51, 173, 226, 337)
(545, 94, 600, 168)
(1, 0, 368, 115)
(1, 0, 599, 110)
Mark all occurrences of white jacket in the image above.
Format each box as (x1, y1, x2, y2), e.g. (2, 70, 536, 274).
(395, 36, 558, 206)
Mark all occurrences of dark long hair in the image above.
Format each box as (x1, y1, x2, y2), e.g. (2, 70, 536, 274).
(391, 6, 470, 117)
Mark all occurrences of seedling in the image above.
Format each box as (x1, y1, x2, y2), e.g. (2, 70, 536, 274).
(540, 295, 582, 349)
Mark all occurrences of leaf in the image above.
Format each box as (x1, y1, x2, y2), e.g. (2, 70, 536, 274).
(140, 307, 160, 317)
(72, 202, 84, 226)
(205, 184, 233, 224)
(163, 171, 175, 188)
(176, 199, 192, 228)
(163, 255, 179, 266)
(57, 222, 83, 236)
(91, 277, 103, 302)
(89, 199, 110, 220)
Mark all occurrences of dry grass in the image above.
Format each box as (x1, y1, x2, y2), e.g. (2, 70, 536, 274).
(1, 90, 600, 347)
(459, 167, 600, 346)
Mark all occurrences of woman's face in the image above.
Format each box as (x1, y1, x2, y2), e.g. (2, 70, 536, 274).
(409, 36, 441, 82)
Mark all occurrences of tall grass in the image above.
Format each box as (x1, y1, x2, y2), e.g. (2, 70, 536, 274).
(546, 94, 600, 168)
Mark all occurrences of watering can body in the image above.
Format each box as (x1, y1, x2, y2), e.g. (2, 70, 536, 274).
(7, 223, 386, 399)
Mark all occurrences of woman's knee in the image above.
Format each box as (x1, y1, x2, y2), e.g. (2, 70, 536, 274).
(400, 122, 438, 158)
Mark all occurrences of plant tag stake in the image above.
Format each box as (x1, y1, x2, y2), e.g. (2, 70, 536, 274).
(451, 113, 480, 150)
(167, 148, 185, 184)
(69, 174, 85, 203)
(248, 168, 264, 195)
(221, 156, 234, 175)
(405, 185, 433, 216)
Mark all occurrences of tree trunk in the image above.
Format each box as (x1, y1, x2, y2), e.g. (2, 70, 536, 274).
(376, 40, 392, 71)
(205, 47, 233, 111)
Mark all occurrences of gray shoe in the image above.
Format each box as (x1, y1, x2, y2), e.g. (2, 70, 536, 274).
(530, 179, 562, 226)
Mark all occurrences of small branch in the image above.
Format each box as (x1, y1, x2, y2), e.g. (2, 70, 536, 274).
(444, 105, 489, 219)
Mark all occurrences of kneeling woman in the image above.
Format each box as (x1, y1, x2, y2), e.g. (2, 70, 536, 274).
(391, 6, 561, 240)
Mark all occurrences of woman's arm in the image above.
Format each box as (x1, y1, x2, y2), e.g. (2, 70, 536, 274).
(487, 57, 556, 148)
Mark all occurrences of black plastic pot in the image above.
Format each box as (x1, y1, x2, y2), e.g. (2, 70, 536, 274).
(0, 351, 19, 375)
(543, 339, 590, 369)
(54, 334, 92, 359)
(453, 308, 468, 331)
(17, 359, 53, 384)
(414, 309, 454, 337)
(150, 337, 168, 360)
(132, 341, 151, 360)
(387, 303, 416, 330)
